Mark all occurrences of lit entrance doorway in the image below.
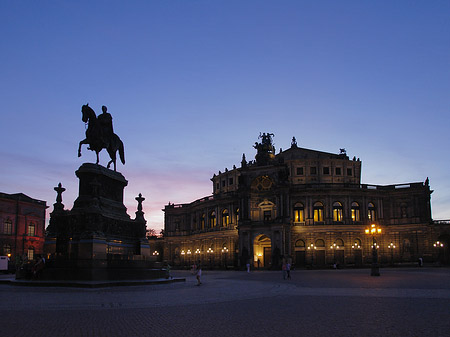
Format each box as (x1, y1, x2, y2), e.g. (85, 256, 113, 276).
(254, 234, 271, 269)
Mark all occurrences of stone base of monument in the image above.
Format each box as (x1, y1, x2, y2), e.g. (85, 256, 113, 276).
(40, 163, 169, 283)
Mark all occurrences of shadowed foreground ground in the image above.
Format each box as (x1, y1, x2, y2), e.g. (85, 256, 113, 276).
(1, 268, 449, 337)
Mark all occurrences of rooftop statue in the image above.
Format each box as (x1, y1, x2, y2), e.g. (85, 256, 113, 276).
(254, 132, 275, 165)
(78, 104, 125, 171)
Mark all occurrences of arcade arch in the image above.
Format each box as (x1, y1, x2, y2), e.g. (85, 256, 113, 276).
(253, 234, 271, 268)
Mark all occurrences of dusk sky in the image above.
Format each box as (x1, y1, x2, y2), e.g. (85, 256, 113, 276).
(1, 1, 449, 231)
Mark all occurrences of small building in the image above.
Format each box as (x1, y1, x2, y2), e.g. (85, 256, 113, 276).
(163, 134, 450, 269)
(0, 192, 47, 265)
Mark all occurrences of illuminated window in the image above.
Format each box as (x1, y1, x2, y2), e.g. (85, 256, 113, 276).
(296, 167, 304, 175)
(310, 167, 317, 175)
(323, 167, 330, 175)
(27, 247, 34, 260)
(293, 202, 304, 222)
(335, 167, 342, 176)
(210, 211, 216, 228)
(368, 203, 376, 221)
(3, 244, 11, 255)
(28, 223, 36, 237)
(201, 214, 205, 230)
(3, 219, 12, 234)
(351, 202, 360, 222)
(313, 202, 324, 222)
(222, 209, 230, 226)
(333, 202, 343, 222)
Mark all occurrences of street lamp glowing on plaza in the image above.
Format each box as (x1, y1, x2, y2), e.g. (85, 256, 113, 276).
(330, 243, 339, 268)
(307, 243, 316, 266)
(433, 241, 445, 264)
(221, 246, 228, 269)
(207, 247, 214, 269)
(388, 242, 396, 265)
(365, 224, 381, 276)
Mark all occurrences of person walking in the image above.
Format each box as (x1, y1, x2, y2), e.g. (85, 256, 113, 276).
(286, 261, 291, 280)
(195, 260, 202, 286)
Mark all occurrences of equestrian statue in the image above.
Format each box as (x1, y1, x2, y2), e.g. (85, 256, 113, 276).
(78, 104, 125, 171)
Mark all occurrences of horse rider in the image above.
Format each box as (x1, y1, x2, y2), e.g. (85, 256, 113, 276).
(97, 105, 114, 148)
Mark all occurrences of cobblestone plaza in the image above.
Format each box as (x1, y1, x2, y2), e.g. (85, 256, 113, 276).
(1, 268, 449, 336)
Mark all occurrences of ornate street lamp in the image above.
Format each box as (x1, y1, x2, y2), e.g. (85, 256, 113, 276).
(365, 224, 381, 276)
(187, 249, 192, 267)
(307, 243, 316, 266)
(221, 246, 229, 269)
(330, 243, 339, 268)
(387, 242, 396, 266)
(181, 250, 185, 268)
(207, 247, 214, 269)
(433, 241, 445, 264)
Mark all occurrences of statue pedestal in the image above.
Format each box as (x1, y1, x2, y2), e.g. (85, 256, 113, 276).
(43, 164, 164, 281)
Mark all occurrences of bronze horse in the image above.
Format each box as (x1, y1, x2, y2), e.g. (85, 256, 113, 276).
(78, 104, 125, 171)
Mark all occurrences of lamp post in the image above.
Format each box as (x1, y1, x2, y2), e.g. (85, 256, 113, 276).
(365, 224, 381, 276)
(387, 242, 396, 266)
(351, 241, 361, 266)
(187, 249, 192, 268)
(221, 246, 228, 269)
(330, 243, 339, 268)
(181, 250, 185, 268)
(207, 247, 214, 269)
(307, 243, 316, 267)
(433, 241, 444, 264)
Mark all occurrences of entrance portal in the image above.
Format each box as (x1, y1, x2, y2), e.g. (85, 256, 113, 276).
(254, 234, 271, 268)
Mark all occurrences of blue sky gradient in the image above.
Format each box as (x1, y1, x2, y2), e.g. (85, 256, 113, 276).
(1, 1, 449, 230)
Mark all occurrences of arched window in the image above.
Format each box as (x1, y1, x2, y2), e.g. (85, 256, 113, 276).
(315, 239, 325, 247)
(335, 238, 344, 247)
(210, 211, 216, 228)
(294, 202, 304, 223)
(295, 239, 305, 248)
(351, 202, 360, 222)
(27, 247, 34, 260)
(3, 219, 12, 234)
(333, 202, 343, 222)
(222, 209, 230, 226)
(368, 203, 377, 221)
(313, 202, 324, 222)
(28, 223, 36, 237)
(201, 214, 205, 230)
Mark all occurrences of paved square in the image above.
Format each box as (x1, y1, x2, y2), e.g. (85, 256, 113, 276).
(1, 268, 449, 336)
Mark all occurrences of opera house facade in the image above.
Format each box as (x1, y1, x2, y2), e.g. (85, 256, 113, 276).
(163, 134, 449, 269)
